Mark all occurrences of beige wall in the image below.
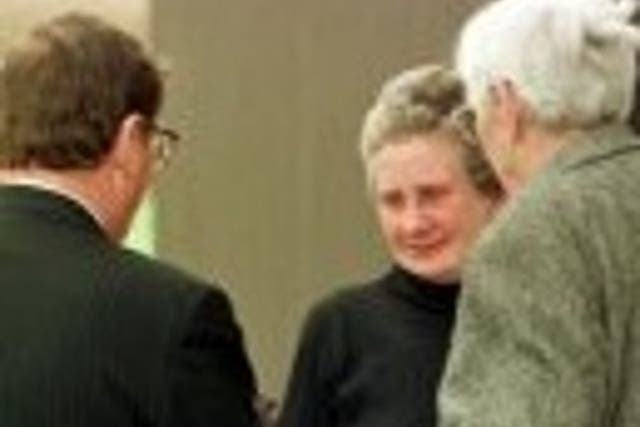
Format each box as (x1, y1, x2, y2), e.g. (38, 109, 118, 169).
(0, 0, 149, 42)
(153, 0, 482, 397)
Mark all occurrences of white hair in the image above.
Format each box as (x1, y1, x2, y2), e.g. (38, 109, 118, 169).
(456, 0, 640, 127)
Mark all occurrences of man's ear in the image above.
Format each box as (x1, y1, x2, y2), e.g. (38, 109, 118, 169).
(106, 113, 149, 179)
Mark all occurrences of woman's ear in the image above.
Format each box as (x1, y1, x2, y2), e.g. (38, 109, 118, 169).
(481, 79, 527, 184)
(491, 78, 527, 147)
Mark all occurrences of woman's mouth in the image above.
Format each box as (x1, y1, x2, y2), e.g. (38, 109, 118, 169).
(404, 237, 447, 255)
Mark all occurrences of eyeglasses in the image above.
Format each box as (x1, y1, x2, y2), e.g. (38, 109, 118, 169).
(149, 124, 181, 172)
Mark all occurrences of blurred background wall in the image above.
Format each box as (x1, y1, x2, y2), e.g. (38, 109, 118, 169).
(0, 0, 482, 399)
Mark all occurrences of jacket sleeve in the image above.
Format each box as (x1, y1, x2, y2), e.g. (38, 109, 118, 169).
(438, 192, 609, 427)
(166, 288, 260, 427)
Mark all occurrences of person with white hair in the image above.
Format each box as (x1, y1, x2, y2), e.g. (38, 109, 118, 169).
(438, 0, 640, 426)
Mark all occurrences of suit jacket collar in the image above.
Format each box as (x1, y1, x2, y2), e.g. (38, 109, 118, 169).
(0, 185, 107, 239)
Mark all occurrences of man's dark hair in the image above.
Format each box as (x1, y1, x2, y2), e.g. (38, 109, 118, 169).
(0, 13, 163, 168)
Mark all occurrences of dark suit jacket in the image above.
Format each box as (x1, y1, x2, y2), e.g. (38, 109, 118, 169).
(0, 185, 259, 427)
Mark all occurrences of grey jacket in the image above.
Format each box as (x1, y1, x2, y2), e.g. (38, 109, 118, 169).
(439, 125, 640, 427)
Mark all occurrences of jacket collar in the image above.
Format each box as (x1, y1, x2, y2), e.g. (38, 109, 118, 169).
(0, 185, 106, 239)
(550, 124, 640, 174)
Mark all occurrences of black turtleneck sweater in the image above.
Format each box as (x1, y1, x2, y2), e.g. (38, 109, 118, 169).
(278, 266, 460, 427)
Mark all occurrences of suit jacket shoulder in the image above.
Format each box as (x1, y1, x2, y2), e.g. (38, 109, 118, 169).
(92, 247, 259, 426)
(0, 187, 258, 427)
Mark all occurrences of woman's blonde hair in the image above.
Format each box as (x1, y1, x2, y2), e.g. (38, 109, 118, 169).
(360, 64, 501, 198)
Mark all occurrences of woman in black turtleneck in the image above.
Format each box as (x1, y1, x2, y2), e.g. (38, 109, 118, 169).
(277, 65, 503, 427)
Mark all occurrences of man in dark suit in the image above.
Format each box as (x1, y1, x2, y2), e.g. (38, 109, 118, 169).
(0, 13, 259, 427)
